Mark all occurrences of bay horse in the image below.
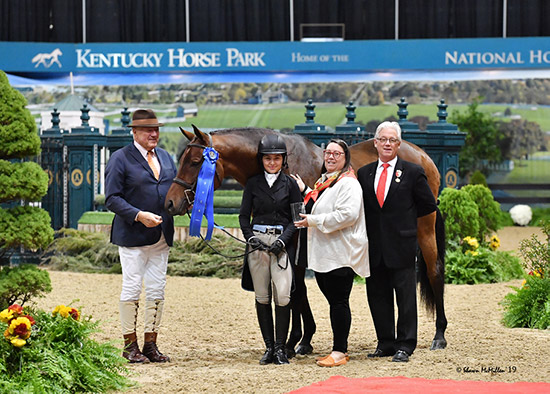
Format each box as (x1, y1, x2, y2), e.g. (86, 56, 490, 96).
(165, 125, 447, 353)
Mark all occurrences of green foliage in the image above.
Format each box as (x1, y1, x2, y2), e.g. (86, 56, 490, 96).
(0, 70, 53, 255)
(501, 276, 550, 329)
(0, 308, 135, 392)
(0, 265, 52, 310)
(461, 184, 503, 243)
(469, 170, 487, 187)
(518, 220, 550, 278)
(497, 119, 545, 160)
(531, 207, 550, 227)
(498, 210, 515, 227)
(0, 71, 40, 158)
(0, 160, 48, 203)
(445, 247, 524, 284)
(213, 195, 242, 208)
(501, 221, 550, 329)
(449, 98, 502, 177)
(42, 229, 121, 274)
(168, 235, 243, 278)
(438, 187, 480, 248)
(0, 206, 54, 250)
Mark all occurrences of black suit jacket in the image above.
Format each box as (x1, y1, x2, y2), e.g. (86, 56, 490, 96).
(105, 143, 177, 247)
(357, 157, 436, 270)
(239, 172, 302, 290)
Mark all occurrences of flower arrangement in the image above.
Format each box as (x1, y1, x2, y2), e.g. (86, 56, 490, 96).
(0, 303, 134, 393)
(509, 204, 532, 226)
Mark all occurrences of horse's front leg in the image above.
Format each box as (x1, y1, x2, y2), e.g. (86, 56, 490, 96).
(417, 212, 447, 350)
(287, 265, 316, 357)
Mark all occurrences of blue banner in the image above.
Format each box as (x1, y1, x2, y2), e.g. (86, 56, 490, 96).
(3, 37, 550, 75)
(188, 147, 219, 241)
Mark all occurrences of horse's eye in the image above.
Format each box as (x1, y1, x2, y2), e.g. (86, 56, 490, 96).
(191, 160, 201, 167)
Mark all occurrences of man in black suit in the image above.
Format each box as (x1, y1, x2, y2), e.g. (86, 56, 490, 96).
(357, 121, 437, 362)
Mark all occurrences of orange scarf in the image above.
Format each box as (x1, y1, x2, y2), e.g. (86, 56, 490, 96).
(304, 168, 356, 205)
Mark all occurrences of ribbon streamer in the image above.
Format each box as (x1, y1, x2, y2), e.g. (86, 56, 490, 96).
(189, 147, 219, 240)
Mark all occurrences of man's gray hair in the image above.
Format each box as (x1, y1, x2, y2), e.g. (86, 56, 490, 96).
(375, 121, 402, 141)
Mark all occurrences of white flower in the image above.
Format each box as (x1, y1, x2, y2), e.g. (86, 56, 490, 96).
(509, 204, 532, 226)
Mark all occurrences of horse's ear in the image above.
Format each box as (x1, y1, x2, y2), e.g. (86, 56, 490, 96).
(179, 127, 194, 141)
(192, 124, 208, 143)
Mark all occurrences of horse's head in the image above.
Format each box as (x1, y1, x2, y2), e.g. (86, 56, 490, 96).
(165, 125, 224, 216)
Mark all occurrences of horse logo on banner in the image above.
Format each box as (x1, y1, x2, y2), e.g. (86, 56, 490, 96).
(31, 48, 63, 68)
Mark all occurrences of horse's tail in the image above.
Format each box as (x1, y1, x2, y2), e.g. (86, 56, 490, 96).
(417, 207, 446, 315)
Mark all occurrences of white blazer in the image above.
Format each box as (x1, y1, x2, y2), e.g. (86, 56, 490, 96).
(306, 176, 370, 278)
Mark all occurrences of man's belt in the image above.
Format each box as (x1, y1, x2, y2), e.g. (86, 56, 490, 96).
(252, 224, 284, 235)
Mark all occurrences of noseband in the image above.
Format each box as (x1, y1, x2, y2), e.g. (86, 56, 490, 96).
(172, 134, 221, 213)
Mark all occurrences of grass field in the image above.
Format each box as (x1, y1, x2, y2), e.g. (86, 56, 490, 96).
(154, 102, 550, 131)
(504, 159, 550, 184)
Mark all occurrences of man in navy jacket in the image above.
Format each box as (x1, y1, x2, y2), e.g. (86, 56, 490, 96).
(357, 121, 436, 363)
(105, 109, 176, 363)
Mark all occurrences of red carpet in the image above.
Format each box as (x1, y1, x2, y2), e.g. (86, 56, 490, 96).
(288, 376, 550, 393)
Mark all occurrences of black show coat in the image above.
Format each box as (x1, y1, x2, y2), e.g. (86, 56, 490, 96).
(239, 172, 302, 291)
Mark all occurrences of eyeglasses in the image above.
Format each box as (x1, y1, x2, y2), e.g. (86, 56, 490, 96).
(376, 137, 399, 145)
(323, 150, 344, 159)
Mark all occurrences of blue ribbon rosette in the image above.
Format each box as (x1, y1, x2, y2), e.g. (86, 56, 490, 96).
(189, 147, 219, 240)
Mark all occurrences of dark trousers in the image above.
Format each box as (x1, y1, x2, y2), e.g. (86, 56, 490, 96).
(315, 267, 355, 353)
(366, 264, 417, 355)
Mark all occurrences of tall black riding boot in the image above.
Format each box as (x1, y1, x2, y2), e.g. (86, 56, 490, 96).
(256, 301, 274, 365)
(273, 304, 291, 365)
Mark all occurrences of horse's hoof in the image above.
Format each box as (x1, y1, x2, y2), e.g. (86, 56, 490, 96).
(295, 344, 313, 355)
(430, 339, 447, 350)
(286, 346, 296, 359)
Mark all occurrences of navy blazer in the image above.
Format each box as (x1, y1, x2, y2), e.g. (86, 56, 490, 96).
(105, 143, 177, 247)
(357, 156, 436, 270)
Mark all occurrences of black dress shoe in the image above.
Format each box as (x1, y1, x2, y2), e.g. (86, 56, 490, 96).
(392, 350, 410, 362)
(367, 348, 393, 358)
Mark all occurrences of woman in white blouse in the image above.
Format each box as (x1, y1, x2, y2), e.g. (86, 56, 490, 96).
(293, 139, 369, 368)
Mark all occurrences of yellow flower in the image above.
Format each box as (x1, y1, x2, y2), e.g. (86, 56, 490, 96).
(53, 304, 70, 318)
(10, 337, 26, 348)
(465, 250, 479, 256)
(489, 235, 500, 251)
(8, 317, 32, 340)
(0, 309, 14, 324)
(463, 237, 479, 250)
(53, 304, 80, 320)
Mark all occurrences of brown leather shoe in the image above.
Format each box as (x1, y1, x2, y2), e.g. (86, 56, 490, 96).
(142, 341, 170, 362)
(122, 333, 150, 363)
(142, 332, 170, 363)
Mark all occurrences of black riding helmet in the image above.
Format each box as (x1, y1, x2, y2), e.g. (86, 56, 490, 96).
(257, 134, 288, 168)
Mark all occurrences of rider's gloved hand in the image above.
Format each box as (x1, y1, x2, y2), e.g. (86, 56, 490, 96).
(268, 239, 285, 256)
(248, 236, 267, 250)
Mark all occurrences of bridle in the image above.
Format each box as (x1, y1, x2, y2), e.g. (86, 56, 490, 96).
(172, 133, 222, 213)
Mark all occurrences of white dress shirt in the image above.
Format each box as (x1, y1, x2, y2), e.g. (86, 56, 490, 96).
(374, 156, 398, 202)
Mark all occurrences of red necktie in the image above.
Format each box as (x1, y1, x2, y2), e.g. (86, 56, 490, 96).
(376, 163, 390, 207)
